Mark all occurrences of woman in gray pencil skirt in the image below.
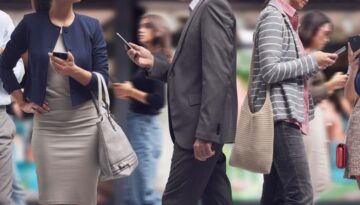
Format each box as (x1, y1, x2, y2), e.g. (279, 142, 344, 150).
(0, 0, 109, 204)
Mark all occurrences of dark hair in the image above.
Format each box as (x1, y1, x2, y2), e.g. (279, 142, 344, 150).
(299, 11, 332, 48)
(31, 0, 51, 12)
(140, 14, 173, 62)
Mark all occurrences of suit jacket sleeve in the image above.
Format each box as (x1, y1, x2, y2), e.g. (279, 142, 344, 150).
(195, 2, 236, 142)
(148, 55, 170, 83)
(0, 15, 28, 94)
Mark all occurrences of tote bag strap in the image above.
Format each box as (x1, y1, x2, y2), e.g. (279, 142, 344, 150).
(92, 72, 111, 116)
(247, 39, 270, 113)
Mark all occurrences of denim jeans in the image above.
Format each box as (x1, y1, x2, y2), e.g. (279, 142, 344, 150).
(124, 112, 162, 205)
(260, 122, 314, 205)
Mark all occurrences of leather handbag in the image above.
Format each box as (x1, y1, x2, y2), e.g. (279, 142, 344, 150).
(229, 47, 274, 174)
(92, 72, 138, 181)
(336, 143, 346, 169)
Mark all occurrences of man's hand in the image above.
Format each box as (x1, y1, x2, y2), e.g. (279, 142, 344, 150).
(314, 51, 338, 70)
(0, 47, 3, 55)
(193, 139, 215, 161)
(11, 102, 24, 119)
(127, 43, 154, 69)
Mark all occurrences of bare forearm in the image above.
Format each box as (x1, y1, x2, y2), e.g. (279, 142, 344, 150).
(129, 88, 148, 104)
(70, 66, 92, 86)
(0, 48, 3, 54)
(345, 66, 359, 104)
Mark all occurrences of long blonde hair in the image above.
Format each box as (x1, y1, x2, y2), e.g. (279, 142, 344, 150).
(140, 14, 173, 63)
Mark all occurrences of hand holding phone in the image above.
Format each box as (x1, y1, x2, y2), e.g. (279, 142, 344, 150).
(52, 52, 68, 60)
(349, 35, 360, 58)
(334, 46, 346, 55)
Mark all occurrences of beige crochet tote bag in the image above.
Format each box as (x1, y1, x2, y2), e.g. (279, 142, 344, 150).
(229, 47, 274, 174)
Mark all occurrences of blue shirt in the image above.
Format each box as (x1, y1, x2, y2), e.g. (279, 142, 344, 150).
(0, 11, 108, 106)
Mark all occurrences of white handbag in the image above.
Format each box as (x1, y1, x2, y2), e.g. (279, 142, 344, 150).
(92, 72, 138, 181)
(229, 48, 274, 174)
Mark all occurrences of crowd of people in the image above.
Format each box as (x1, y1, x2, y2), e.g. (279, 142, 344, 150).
(0, 0, 359, 205)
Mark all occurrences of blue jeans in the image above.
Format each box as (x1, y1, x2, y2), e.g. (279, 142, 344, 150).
(125, 112, 162, 205)
(260, 122, 313, 205)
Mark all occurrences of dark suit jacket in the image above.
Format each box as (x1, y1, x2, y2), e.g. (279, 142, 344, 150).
(151, 0, 237, 149)
(0, 12, 108, 106)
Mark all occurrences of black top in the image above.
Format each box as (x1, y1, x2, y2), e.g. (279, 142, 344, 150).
(129, 53, 167, 115)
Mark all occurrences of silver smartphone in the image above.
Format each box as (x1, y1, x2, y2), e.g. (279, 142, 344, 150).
(334, 46, 346, 55)
(116, 32, 131, 50)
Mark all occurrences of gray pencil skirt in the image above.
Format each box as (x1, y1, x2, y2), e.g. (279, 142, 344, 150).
(32, 100, 100, 205)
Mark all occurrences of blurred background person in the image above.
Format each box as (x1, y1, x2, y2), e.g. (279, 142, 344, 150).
(344, 43, 360, 188)
(0, 9, 26, 205)
(113, 14, 171, 205)
(299, 11, 348, 199)
(0, 0, 109, 204)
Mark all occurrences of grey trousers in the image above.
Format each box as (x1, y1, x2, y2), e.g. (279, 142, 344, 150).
(162, 143, 233, 205)
(260, 121, 314, 205)
(0, 107, 16, 205)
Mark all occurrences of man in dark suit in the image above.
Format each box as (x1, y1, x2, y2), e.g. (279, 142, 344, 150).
(127, 0, 237, 204)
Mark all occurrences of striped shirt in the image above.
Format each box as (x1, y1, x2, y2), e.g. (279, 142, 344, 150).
(249, 0, 319, 124)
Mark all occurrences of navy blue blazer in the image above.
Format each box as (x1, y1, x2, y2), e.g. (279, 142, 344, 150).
(0, 12, 109, 106)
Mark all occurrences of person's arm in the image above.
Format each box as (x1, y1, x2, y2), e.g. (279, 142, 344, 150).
(126, 43, 170, 82)
(2, 17, 25, 84)
(0, 15, 28, 95)
(345, 44, 360, 105)
(113, 79, 165, 109)
(257, 11, 337, 84)
(148, 56, 170, 82)
(308, 81, 328, 104)
(86, 19, 109, 89)
(49, 20, 109, 88)
(194, 1, 236, 143)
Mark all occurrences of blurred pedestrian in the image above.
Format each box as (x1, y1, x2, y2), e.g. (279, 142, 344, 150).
(113, 14, 171, 205)
(125, 0, 238, 204)
(299, 11, 347, 199)
(0, 10, 25, 205)
(0, 0, 109, 204)
(254, 1, 338, 204)
(344, 42, 360, 188)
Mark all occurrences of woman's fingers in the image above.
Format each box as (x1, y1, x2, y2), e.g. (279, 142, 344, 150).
(42, 103, 50, 112)
(353, 49, 360, 59)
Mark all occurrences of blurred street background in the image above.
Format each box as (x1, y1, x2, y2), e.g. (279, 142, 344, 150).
(1, 0, 360, 204)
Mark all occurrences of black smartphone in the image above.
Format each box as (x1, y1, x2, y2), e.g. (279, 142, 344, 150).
(116, 32, 131, 50)
(53, 52, 68, 60)
(349, 35, 360, 58)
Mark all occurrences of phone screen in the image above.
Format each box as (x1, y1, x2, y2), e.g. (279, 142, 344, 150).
(53, 52, 68, 60)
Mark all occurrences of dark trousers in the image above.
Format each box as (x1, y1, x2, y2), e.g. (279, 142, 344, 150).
(162, 143, 233, 205)
(260, 122, 314, 205)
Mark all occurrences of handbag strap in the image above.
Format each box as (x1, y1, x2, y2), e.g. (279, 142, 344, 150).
(247, 35, 270, 113)
(91, 72, 111, 116)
